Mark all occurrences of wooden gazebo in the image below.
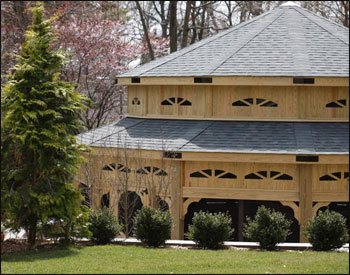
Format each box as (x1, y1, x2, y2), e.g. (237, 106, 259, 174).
(76, 3, 349, 242)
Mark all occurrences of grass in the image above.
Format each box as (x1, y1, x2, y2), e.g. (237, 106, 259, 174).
(1, 244, 348, 274)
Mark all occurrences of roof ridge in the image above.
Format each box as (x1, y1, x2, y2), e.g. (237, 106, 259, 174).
(290, 5, 349, 31)
(86, 119, 144, 146)
(290, 6, 348, 45)
(210, 9, 285, 74)
(120, 7, 278, 77)
(177, 121, 214, 151)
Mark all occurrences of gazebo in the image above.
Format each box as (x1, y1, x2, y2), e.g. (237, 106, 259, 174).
(76, 3, 349, 242)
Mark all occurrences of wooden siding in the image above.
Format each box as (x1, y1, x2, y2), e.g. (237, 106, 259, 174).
(127, 85, 349, 121)
(184, 162, 298, 191)
(117, 76, 349, 87)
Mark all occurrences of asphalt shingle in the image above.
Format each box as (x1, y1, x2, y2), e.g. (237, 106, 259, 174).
(76, 118, 349, 155)
(118, 5, 349, 78)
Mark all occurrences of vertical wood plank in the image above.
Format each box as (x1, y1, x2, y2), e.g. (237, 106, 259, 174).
(205, 86, 213, 118)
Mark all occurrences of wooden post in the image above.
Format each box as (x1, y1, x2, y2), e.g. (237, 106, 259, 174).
(170, 161, 183, 240)
(299, 164, 313, 242)
(238, 200, 244, 241)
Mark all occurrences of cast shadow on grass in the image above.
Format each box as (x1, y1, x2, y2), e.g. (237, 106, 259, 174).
(1, 247, 81, 263)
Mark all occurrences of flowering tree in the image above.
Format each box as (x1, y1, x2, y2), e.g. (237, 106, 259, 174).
(53, 12, 137, 130)
(1, 1, 169, 131)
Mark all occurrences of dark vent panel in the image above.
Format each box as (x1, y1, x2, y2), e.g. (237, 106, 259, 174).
(296, 155, 319, 162)
(194, 77, 212, 83)
(163, 152, 182, 159)
(293, 78, 315, 84)
(131, 77, 141, 83)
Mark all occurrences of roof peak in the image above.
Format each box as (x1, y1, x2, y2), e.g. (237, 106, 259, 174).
(280, 1, 301, 7)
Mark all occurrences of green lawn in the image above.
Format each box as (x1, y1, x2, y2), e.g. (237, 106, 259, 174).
(1, 245, 348, 274)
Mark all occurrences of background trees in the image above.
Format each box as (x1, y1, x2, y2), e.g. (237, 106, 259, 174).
(2, 1, 349, 130)
(1, 3, 88, 247)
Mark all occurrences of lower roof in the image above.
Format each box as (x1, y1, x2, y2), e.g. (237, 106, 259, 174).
(76, 118, 349, 155)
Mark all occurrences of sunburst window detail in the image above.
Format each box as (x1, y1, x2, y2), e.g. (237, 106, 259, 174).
(245, 171, 293, 180)
(320, 172, 349, 181)
(132, 97, 140, 105)
(161, 97, 192, 106)
(190, 169, 237, 179)
(102, 163, 130, 173)
(325, 99, 347, 108)
(232, 98, 278, 107)
(136, 166, 168, 176)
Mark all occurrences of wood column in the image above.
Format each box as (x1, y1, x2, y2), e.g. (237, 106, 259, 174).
(299, 164, 313, 242)
(238, 200, 244, 241)
(170, 161, 184, 240)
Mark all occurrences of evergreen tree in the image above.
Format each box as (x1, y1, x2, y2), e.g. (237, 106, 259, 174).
(1, 2, 88, 247)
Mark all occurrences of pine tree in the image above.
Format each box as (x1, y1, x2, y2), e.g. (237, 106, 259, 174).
(1, 2, 88, 247)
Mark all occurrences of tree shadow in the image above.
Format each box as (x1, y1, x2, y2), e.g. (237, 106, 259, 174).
(1, 246, 81, 262)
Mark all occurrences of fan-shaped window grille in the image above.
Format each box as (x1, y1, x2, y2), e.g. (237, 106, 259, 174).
(190, 169, 236, 179)
(136, 166, 168, 176)
(326, 99, 347, 108)
(132, 97, 140, 105)
(320, 172, 349, 181)
(232, 98, 278, 107)
(161, 97, 192, 106)
(102, 163, 130, 173)
(245, 171, 293, 180)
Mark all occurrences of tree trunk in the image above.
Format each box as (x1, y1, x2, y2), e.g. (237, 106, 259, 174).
(190, 1, 197, 44)
(169, 0, 177, 53)
(158, 1, 168, 38)
(135, 1, 155, 61)
(181, 1, 191, 49)
(342, 1, 349, 27)
(27, 219, 37, 248)
(198, 1, 207, 41)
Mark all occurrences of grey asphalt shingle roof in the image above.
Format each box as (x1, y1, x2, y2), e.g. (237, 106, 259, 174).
(76, 118, 349, 155)
(118, 5, 349, 78)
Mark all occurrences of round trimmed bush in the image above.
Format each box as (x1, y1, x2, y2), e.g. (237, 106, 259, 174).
(133, 206, 173, 247)
(304, 208, 349, 251)
(186, 211, 234, 249)
(88, 207, 122, 244)
(244, 205, 291, 251)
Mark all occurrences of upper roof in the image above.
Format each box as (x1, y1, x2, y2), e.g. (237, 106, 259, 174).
(76, 118, 349, 155)
(119, 4, 349, 78)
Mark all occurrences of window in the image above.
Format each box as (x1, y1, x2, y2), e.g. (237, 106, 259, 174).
(232, 98, 278, 107)
(320, 172, 349, 181)
(132, 97, 140, 105)
(102, 163, 130, 173)
(326, 99, 347, 108)
(136, 166, 168, 176)
(190, 169, 236, 179)
(245, 171, 293, 180)
(161, 97, 192, 106)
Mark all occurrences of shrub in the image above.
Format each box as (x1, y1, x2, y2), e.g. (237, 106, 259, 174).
(36, 205, 92, 246)
(133, 207, 173, 247)
(185, 211, 234, 249)
(304, 209, 349, 251)
(244, 205, 291, 251)
(88, 207, 122, 244)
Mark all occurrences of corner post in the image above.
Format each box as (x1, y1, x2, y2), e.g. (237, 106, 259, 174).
(170, 161, 184, 240)
(299, 164, 313, 242)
